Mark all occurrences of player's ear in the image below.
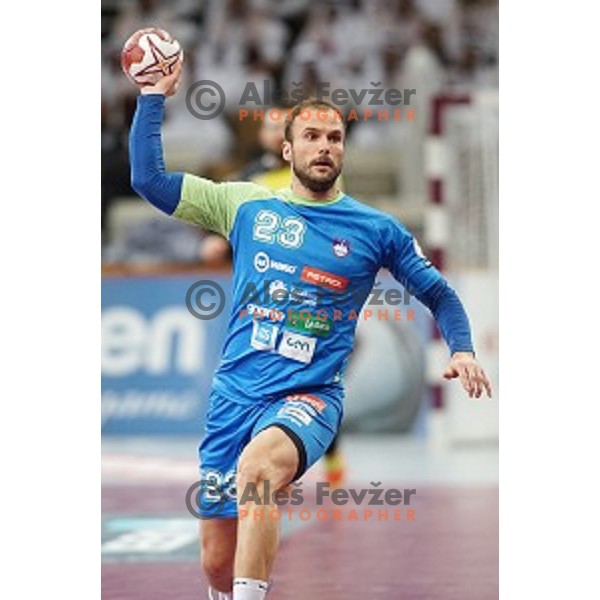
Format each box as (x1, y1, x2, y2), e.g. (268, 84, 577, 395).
(282, 140, 292, 163)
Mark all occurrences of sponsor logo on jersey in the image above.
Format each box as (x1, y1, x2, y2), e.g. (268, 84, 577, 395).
(250, 320, 279, 351)
(243, 282, 318, 308)
(300, 266, 349, 291)
(332, 238, 350, 258)
(253, 251, 298, 275)
(246, 303, 286, 321)
(286, 310, 333, 337)
(277, 331, 317, 364)
(412, 238, 432, 267)
(268, 280, 319, 306)
(290, 288, 318, 307)
(268, 279, 288, 301)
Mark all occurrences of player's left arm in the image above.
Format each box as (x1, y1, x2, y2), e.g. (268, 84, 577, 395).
(382, 220, 492, 399)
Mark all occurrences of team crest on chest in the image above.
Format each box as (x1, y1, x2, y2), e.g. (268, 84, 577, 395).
(332, 238, 350, 258)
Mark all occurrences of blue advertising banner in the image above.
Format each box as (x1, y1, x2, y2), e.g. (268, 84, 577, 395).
(101, 274, 232, 435)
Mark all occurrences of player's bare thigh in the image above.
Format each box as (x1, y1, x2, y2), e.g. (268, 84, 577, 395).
(200, 517, 237, 592)
(237, 426, 299, 492)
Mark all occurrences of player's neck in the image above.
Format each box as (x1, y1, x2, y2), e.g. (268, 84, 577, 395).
(290, 177, 340, 202)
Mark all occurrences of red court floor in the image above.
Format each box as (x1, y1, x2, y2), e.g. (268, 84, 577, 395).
(102, 437, 498, 599)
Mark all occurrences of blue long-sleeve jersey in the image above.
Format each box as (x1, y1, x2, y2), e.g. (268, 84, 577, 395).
(130, 94, 474, 400)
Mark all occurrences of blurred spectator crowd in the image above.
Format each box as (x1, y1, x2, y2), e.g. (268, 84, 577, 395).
(102, 0, 498, 263)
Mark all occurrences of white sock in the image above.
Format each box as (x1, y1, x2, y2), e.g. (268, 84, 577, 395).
(232, 577, 269, 600)
(208, 586, 232, 600)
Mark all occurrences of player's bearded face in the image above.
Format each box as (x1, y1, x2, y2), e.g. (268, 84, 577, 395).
(287, 114, 344, 193)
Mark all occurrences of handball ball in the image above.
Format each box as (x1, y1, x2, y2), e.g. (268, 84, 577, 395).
(121, 27, 182, 86)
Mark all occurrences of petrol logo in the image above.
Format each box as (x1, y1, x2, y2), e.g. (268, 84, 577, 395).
(300, 266, 349, 292)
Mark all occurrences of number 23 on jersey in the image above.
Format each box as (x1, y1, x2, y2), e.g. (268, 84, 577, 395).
(252, 210, 306, 249)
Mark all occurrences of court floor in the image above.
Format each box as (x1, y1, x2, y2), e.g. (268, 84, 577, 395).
(102, 435, 498, 599)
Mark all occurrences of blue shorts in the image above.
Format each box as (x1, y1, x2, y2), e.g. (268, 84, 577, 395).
(196, 385, 344, 519)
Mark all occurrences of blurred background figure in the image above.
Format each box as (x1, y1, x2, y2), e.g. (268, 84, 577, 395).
(236, 106, 289, 186)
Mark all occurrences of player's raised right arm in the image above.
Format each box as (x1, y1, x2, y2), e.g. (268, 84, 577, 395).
(129, 59, 184, 214)
(129, 62, 269, 238)
(129, 93, 183, 215)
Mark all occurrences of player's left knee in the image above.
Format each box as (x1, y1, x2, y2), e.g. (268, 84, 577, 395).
(236, 455, 295, 498)
(236, 459, 268, 490)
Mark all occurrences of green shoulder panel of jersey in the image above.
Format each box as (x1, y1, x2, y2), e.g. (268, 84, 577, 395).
(173, 174, 273, 238)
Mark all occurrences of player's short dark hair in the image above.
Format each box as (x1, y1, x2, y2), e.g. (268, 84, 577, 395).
(284, 99, 345, 142)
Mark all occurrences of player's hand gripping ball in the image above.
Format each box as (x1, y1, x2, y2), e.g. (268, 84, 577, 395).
(121, 28, 182, 87)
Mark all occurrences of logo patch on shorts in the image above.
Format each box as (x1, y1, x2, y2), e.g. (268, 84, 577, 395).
(277, 402, 314, 426)
(251, 320, 279, 351)
(286, 393, 327, 413)
(277, 331, 316, 364)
